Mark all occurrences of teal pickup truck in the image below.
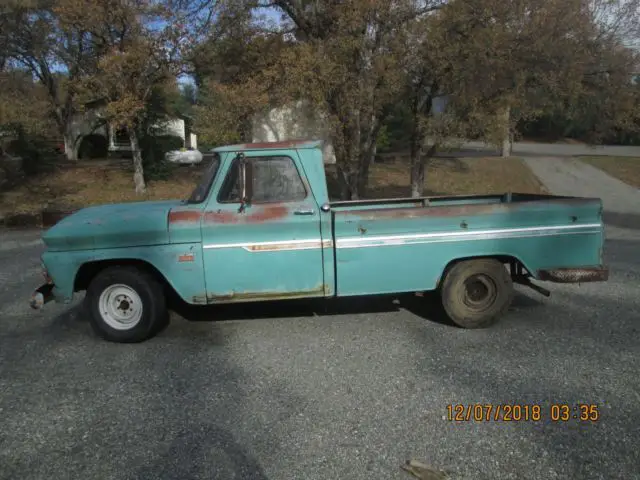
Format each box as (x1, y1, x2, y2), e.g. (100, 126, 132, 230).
(31, 140, 609, 343)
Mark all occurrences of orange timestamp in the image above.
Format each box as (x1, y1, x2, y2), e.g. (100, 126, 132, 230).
(446, 404, 600, 422)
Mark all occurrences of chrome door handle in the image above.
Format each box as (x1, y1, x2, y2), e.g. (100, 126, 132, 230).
(294, 209, 315, 215)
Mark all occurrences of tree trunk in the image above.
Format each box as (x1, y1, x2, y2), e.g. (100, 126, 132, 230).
(409, 128, 423, 198)
(355, 115, 382, 199)
(410, 160, 425, 198)
(356, 143, 376, 197)
(501, 105, 513, 158)
(410, 143, 437, 198)
(240, 115, 254, 143)
(63, 131, 79, 162)
(129, 129, 146, 194)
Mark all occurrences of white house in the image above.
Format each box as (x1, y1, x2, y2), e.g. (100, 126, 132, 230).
(251, 100, 337, 164)
(69, 99, 197, 158)
(250, 96, 450, 164)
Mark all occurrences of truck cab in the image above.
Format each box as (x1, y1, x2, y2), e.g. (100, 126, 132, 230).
(32, 140, 609, 343)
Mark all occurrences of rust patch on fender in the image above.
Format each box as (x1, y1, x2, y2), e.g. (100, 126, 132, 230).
(537, 266, 609, 283)
(206, 284, 328, 303)
(204, 205, 288, 224)
(168, 211, 203, 224)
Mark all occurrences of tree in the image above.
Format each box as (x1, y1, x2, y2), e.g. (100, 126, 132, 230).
(193, 0, 444, 199)
(0, 68, 57, 138)
(519, 0, 640, 144)
(77, 0, 189, 193)
(399, 14, 472, 197)
(191, 13, 286, 146)
(266, 0, 448, 199)
(0, 0, 107, 161)
(437, 0, 639, 156)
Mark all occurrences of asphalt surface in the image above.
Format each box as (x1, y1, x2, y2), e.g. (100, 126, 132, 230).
(523, 156, 640, 231)
(2, 155, 640, 480)
(1, 220, 639, 480)
(460, 141, 640, 158)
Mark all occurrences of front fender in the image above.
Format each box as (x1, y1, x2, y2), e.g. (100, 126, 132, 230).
(42, 243, 206, 304)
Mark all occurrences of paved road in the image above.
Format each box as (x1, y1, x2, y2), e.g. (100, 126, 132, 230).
(1, 226, 639, 480)
(460, 141, 640, 158)
(523, 156, 640, 230)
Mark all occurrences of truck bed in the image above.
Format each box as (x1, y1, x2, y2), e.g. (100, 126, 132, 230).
(329, 192, 605, 296)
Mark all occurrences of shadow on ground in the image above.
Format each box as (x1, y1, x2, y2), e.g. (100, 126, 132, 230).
(603, 211, 640, 230)
(134, 424, 269, 480)
(168, 290, 542, 330)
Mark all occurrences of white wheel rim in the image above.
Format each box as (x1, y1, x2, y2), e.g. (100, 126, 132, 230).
(98, 284, 143, 330)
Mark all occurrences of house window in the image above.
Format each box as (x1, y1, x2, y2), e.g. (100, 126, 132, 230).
(218, 156, 307, 203)
(114, 127, 128, 146)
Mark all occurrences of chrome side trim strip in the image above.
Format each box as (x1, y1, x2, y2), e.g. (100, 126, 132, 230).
(202, 224, 602, 252)
(204, 238, 331, 252)
(335, 224, 601, 249)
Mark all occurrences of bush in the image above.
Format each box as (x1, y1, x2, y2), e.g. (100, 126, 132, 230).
(78, 134, 108, 159)
(5, 134, 56, 175)
(139, 134, 184, 181)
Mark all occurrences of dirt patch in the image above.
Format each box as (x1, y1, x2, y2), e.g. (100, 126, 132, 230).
(0, 163, 206, 217)
(0, 156, 546, 217)
(326, 156, 547, 199)
(578, 156, 640, 188)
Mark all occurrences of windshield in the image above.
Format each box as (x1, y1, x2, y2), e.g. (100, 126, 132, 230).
(187, 153, 221, 204)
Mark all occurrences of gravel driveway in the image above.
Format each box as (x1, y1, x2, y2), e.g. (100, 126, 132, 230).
(1, 224, 639, 480)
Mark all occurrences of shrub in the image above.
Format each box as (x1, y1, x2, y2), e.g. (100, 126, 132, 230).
(139, 134, 184, 181)
(5, 134, 56, 175)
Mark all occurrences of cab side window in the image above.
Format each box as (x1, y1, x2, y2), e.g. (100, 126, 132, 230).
(218, 155, 307, 203)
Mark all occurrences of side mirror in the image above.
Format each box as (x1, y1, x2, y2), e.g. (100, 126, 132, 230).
(238, 154, 253, 213)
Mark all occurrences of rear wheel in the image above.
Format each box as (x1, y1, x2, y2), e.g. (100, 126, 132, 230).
(439, 259, 514, 329)
(86, 266, 167, 343)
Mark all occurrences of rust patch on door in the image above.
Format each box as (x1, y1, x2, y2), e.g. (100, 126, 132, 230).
(191, 294, 208, 305)
(206, 284, 328, 303)
(203, 205, 289, 224)
(245, 240, 323, 252)
(168, 211, 203, 224)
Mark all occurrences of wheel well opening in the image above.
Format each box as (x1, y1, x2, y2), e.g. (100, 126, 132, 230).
(74, 259, 173, 295)
(436, 255, 530, 289)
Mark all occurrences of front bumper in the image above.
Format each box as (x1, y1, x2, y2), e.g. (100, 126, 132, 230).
(537, 265, 609, 283)
(30, 283, 56, 309)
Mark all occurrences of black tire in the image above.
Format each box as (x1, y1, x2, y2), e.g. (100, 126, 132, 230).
(85, 266, 167, 343)
(439, 258, 514, 329)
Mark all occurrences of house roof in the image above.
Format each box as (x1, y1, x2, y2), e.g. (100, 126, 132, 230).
(211, 139, 324, 153)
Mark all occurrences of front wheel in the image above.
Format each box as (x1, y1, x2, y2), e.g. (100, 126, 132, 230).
(439, 259, 514, 329)
(86, 266, 168, 343)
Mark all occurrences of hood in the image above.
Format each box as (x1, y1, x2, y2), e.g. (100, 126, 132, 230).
(42, 200, 183, 252)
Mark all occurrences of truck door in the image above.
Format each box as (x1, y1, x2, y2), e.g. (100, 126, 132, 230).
(201, 151, 327, 302)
